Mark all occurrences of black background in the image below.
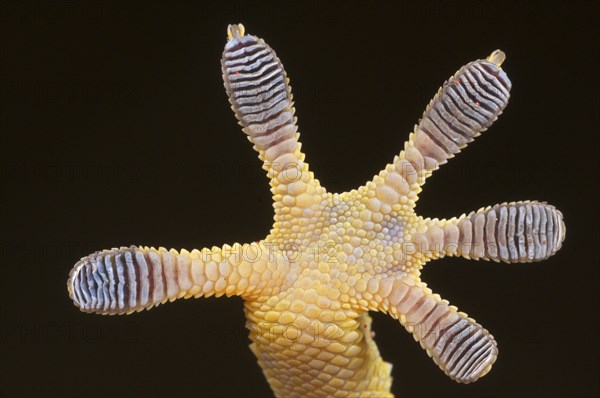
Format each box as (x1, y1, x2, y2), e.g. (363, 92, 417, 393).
(1, 1, 598, 397)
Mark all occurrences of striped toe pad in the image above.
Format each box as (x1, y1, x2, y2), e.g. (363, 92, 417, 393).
(68, 246, 182, 315)
(221, 33, 297, 162)
(414, 55, 511, 170)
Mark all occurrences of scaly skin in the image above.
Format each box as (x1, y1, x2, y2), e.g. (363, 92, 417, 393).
(67, 25, 566, 397)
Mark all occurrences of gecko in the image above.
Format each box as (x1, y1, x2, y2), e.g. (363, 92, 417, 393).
(67, 24, 566, 397)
